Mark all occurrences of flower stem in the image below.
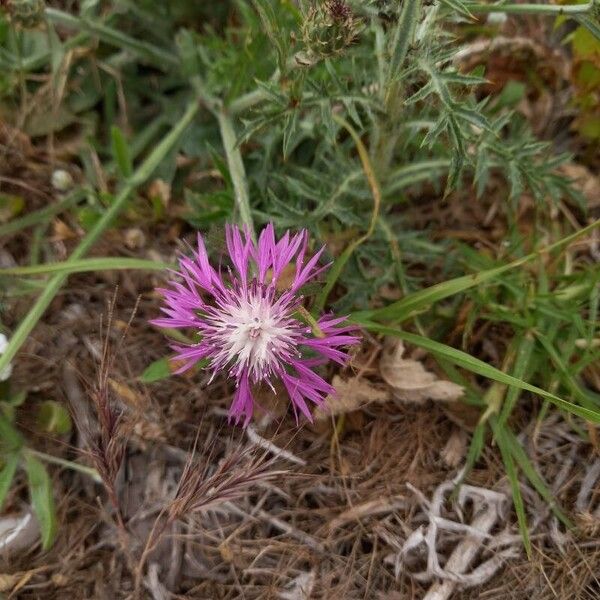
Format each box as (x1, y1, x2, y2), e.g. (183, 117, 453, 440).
(216, 109, 256, 241)
(0, 100, 201, 374)
(467, 2, 591, 15)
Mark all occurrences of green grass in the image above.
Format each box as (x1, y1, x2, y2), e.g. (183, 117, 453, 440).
(0, 0, 599, 553)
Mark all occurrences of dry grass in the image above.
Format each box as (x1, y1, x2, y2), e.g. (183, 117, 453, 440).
(0, 178, 597, 599)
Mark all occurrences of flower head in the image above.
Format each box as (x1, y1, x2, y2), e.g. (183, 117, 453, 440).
(0, 333, 13, 382)
(301, 0, 361, 61)
(152, 224, 359, 426)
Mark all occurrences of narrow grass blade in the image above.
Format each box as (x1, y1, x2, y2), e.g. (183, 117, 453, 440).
(356, 218, 600, 323)
(354, 322, 600, 423)
(491, 418, 571, 527)
(492, 420, 532, 558)
(0, 453, 19, 510)
(0, 100, 200, 375)
(498, 332, 536, 425)
(463, 421, 486, 479)
(0, 258, 173, 277)
(0, 190, 85, 237)
(111, 126, 133, 178)
(24, 453, 57, 550)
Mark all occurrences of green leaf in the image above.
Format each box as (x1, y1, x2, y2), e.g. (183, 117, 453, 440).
(491, 419, 571, 527)
(498, 332, 536, 425)
(438, 0, 475, 19)
(574, 15, 600, 43)
(388, 0, 422, 84)
(355, 218, 600, 323)
(463, 422, 486, 479)
(24, 453, 57, 550)
(140, 357, 171, 383)
(0, 257, 172, 277)
(354, 323, 600, 423)
(36, 401, 72, 435)
(251, 0, 289, 72)
(0, 453, 19, 510)
(110, 126, 133, 178)
(7, 390, 27, 407)
(0, 411, 22, 452)
(492, 421, 532, 557)
(0, 194, 25, 224)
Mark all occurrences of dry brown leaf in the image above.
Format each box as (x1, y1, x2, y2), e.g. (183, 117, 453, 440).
(108, 378, 145, 409)
(440, 402, 481, 432)
(51, 573, 69, 587)
(0, 574, 18, 593)
(380, 339, 464, 404)
(313, 375, 389, 420)
(440, 428, 468, 468)
(51, 218, 77, 241)
(124, 227, 146, 249)
(560, 163, 600, 209)
(147, 178, 171, 207)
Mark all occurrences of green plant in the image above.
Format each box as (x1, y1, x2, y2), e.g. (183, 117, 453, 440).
(0, 0, 599, 553)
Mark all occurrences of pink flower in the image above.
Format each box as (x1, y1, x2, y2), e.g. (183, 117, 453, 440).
(151, 224, 360, 426)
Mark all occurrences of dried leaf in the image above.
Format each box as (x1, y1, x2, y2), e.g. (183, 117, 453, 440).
(147, 179, 171, 207)
(279, 571, 316, 600)
(380, 339, 464, 404)
(51, 219, 77, 241)
(440, 428, 468, 467)
(124, 227, 146, 249)
(314, 375, 389, 420)
(559, 163, 600, 209)
(0, 574, 18, 593)
(108, 378, 145, 409)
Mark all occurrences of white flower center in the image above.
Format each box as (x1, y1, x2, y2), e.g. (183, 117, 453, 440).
(210, 293, 295, 380)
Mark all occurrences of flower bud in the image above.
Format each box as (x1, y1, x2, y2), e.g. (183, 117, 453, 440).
(301, 0, 361, 61)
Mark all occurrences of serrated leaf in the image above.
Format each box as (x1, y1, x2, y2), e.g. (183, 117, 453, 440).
(388, 0, 421, 83)
(24, 453, 57, 550)
(405, 81, 434, 105)
(140, 357, 171, 383)
(454, 106, 494, 135)
(439, 72, 487, 86)
(574, 15, 600, 43)
(282, 110, 299, 160)
(438, 0, 475, 19)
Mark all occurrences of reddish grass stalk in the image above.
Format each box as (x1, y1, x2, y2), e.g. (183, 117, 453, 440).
(134, 443, 287, 596)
